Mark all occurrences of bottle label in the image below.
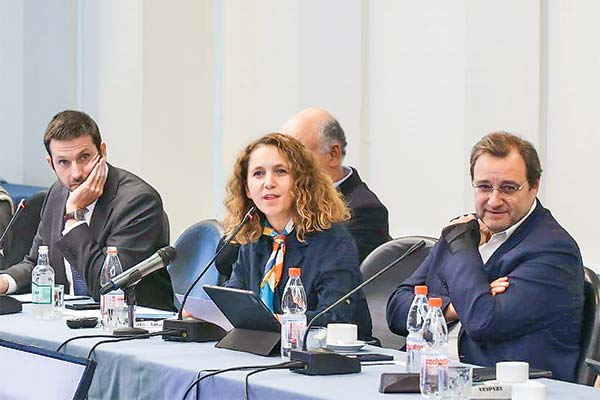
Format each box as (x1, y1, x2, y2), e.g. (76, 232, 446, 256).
(32, 282, 53, 305)
(281, 318, 307, 350)
(424, 357, 448, 367)
(406, 341, 424, 352)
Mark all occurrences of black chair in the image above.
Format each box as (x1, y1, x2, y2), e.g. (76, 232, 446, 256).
(359, 235, 437, 349)
(1, 189, 47, 269)
(575, 267, 600, 386)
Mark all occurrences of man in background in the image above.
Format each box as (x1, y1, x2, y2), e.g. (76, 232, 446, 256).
(0, 110, 174, 310)
(281, 107, 391, 263)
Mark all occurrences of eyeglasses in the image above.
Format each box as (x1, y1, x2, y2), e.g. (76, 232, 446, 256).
(472, 182, 527, 196)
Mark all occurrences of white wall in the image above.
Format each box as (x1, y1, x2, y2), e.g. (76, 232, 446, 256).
(0, 0, 24, 183)
(0, 0, 598, 269)
(546, 1, 600, 269)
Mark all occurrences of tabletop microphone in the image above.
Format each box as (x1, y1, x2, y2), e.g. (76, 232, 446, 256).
(0, 199, 26, 249)
(163, 206, 256, 342)
(291, 239, 427, 376)
(99, 246, 177, 295)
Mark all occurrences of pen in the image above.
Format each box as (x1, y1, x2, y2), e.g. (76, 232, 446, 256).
(361, 362, 397, 366)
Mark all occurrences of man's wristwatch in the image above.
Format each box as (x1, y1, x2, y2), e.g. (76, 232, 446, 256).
(64, 208, 87, 222)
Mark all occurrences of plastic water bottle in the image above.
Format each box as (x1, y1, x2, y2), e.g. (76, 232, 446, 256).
(100, 246, 127, 331)
(406, 285, 429, 373)
(280, 267, 307, 360)
(420, 297, 448, 398)
(32, 246, 55, 319)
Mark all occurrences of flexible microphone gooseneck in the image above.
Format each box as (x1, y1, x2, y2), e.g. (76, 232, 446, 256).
(0, 199, 26, 248)
(0, 199, 27, 316)
(177, 206, 255, 320)
(291, 239, 427, 375)
(162, 206, 255, 342)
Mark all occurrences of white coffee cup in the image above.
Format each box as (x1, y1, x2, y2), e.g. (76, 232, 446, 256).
(496, 361, 529, 384)
(326, 323, 358, 345)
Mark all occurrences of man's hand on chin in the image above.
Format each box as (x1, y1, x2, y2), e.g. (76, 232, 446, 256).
(66, 155, 107, 213)
(446, 214, 491, 246)
(0, 276, 9, 294)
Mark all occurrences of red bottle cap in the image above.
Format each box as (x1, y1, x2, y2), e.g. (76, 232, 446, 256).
(288, 267, 301, 277)
(428, 297, 442, 307)
(414, 285, 428, 295)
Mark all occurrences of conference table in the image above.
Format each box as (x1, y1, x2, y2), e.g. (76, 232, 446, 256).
(0, 304, 598, 400)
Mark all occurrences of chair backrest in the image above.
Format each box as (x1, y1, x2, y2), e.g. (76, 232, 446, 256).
(2, 189, 47, 268)
(575, 267, 600, 385)
(359, 235, 437, 349)
(167, 219, 224, 307)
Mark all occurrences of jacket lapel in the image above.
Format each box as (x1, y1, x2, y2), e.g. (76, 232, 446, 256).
(484, 200, 543, 278)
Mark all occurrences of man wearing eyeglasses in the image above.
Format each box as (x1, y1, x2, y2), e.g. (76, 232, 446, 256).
(387, 132, 583, 382)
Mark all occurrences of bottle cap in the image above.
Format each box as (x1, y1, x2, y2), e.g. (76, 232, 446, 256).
(428, 297, 442, 307)
(38, 245, 48, 254)
(414, 285, 428, 295)
(107, 246, 118, 255)
(288, 267, 301, 277)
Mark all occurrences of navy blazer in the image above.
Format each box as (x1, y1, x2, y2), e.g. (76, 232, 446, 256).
(387, 201, 584, 382)
(226, 223, 373, 340)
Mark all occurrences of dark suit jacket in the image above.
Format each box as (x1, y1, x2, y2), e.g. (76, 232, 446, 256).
(225, 223, 373, 340)
(386, 201, 584, 382)
(338, 167, 391, 263)
(3, 164, 175, 311)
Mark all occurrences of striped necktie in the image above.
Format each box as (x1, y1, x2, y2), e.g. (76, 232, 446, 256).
(259, 219, 294, 312)
(71, 266, 89, 296)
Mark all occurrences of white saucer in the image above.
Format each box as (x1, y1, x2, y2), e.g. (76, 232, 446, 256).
(326, 341, 365, 352)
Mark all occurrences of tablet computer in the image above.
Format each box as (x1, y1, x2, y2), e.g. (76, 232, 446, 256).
(203, 285, 281, 333)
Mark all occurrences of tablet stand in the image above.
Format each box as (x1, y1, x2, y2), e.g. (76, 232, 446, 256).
(216, 328, 280, 356)
(0, 295, 21, 315)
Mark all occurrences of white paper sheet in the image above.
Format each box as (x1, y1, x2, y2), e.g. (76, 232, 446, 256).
(175, 293, 233, 331)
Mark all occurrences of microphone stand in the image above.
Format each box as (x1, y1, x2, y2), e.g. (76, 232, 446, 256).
(113, 285, 149, 337)
(291, 240, 427, 375)
(162, 207, 255, 342)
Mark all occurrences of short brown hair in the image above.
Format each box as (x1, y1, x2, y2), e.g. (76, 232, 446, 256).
(223, 133, 350, 244)
(470, 131, 542, 187)
(43, 110, 102, 156)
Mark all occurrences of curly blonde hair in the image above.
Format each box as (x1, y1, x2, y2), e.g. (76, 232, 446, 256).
(223, 133, 350, 244)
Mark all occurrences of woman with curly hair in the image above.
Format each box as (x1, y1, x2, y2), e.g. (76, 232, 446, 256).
(223, 133, 372, 340)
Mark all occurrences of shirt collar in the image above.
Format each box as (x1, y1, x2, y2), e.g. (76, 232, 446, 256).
(333, 166, 353, 188)
(492, 198, 537, 241)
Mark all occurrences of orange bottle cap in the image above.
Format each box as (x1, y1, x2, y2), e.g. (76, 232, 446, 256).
(288, 267, 301, 277)
(428, 297, 442, 307)
(414, 285, 428, 295)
